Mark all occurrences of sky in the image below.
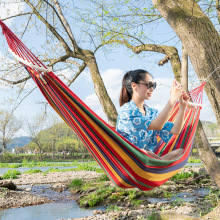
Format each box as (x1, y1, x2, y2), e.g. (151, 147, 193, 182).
(0, 1, 217, 136)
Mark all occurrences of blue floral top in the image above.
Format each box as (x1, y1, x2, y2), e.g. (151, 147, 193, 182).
(116, 100, 174, 152)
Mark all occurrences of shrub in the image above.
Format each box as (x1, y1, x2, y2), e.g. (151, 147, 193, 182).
(69, 178, 84, 190)
(3, 170, 21, 179)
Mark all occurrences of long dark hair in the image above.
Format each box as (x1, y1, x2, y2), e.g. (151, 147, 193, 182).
(119, 69, 152, 106)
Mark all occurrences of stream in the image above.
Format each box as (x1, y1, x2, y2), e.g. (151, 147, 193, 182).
(0, 183, 210, 220)
(0, 184, 106, 220)
(0, 162, 207, 219)
(0, 162, 203, 175)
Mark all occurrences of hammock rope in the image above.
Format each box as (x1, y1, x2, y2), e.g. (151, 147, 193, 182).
(0, 20, 205, 191)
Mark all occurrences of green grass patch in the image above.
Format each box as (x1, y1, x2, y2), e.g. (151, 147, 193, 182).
(69, 178, 84, 191)
(170, 171, 196, 181)
(146, 210, 160, 220)
(0, 163, 20, 168)
(106, 205, 122, 212)
(3, 170, 21, 179)
(187, 158, 201, 163)
(22, 169, 42, 174)
(99, 174, 109, 182)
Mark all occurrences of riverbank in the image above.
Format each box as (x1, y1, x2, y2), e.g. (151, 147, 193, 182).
(12, 170, 102, 185)
(69, 166, 219, 219)
(0, 166, 219, 219)
(0, 171, 102, 210)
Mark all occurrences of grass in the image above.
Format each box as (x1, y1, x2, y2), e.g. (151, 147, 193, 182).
(146, 210, 160, 220)
(199, 188, 220, 215)
(106, 205, 123, 212)
(69, 178, 84, 191)
(187, 158, 201, 163)
(0, 160, 99, 170)
(0, 187, 8, 198)
(99, 174, 109, 182)
(3, 170, 21, 179)
(170, 170, 196, 181)
(22, 169, 42, 174)
(74, 178, 144, 208)
(0, 152, 94, 163)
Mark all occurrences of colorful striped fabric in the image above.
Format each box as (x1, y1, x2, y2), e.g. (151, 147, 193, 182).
(0, 21, 205, 191)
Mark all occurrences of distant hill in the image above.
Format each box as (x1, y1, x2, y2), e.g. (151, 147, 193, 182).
(0, 136, 32, 151)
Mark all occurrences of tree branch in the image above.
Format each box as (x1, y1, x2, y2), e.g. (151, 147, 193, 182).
(158, 55, 169, 66)
(52, 0, 79, 53)
(110, 40, 181, 81)
(43, 56, 82, 68)
(67, 62, 86, 86)
(0, 76, 31, 85)
(42, 54, 71, 67)
(24, 0, 72, 54)
(1, 12, 34, 21)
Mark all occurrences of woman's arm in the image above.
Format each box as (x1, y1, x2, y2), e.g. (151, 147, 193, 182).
(148, 80, 182, 130)
(170, 91, 190, 134)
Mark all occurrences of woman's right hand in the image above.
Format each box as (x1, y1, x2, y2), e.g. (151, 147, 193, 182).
(169, 80, 183, 104)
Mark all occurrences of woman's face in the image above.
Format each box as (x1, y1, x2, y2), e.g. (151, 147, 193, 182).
(132, 74, 155, 101)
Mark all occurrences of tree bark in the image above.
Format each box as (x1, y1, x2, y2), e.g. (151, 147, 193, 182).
(181, 46, 188, 91)
(84, 50, 118, 127)
(152, 0, 220, 128)
(151, 0, 220, 193)
(195, 121, 220, 188)
(216, 0, 220, 24)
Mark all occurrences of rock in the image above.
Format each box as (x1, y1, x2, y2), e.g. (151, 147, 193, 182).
(0, 181, 17, 190)
(126, 202, 131, 207)
(25, 187, 32, 192)
(51, 183, 66, 188)
(148, 203, 155, 208)
(156, 202, 164, 209)
(175, 205, 195, 215)
(82, 201, 89, 207)
(51, 183, 67, 192)
(93, 210, 98, 215)
(163, 205, 171, 210)
(93, 210, 102, 215)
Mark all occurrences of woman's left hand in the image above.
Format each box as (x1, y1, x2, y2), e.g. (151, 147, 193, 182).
(179, 91, 190, 109)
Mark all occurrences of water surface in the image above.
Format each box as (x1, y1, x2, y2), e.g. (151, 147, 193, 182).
(0, 201, 103, 220)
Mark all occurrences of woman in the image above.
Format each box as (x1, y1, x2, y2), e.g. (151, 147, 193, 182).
(116, 69, 190, 161)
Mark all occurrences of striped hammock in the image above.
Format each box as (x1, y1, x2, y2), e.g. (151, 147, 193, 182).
(0, 21, 205, 191)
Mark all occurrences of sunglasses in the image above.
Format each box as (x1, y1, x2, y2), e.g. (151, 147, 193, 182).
(138, 81, 157, 89)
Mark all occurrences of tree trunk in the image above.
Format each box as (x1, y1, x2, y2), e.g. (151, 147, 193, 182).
(64, 145, 66, 159)
(195, 121, 220, 188)
(181, 46, 188, 91)
(203, 201, 220, 219)
(2, 143, 6, 154)
(85, 51, 118, 127)
(152, 0, 220, 128)
(216, 0, 220, 24)
(52, 141, 54, 160)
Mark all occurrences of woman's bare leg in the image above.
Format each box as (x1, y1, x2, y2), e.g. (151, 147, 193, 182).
(160, 148, 184, 161)
(143, 150, 163, 160)
(142, 149, 184, 161)
(148, 151, 163, 160)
